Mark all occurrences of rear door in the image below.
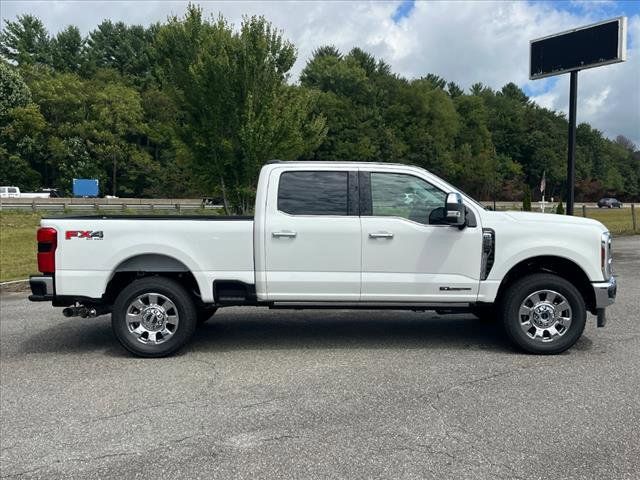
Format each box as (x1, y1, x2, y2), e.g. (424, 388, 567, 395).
(264, 168, 361, 301)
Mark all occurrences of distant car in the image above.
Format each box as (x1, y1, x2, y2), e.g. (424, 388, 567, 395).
(1, 186, 58, 199)
(41, 188, 61, 198)
(20, 191, 51, 199)
(597, 197, 623, 208)
(0, 186, 20, 198)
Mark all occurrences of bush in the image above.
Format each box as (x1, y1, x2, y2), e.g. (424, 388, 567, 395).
(522, 186, 532, 211)
(556, 199, 565, 215)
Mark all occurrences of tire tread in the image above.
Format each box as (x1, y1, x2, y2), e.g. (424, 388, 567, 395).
(499, 273, 586, 354)
(112, 276, 197, 358)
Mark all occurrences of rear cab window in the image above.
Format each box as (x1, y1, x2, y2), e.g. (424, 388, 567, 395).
(277, 171, 351, 216)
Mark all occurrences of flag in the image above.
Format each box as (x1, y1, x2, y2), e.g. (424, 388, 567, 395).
(540, 171, 546, 193)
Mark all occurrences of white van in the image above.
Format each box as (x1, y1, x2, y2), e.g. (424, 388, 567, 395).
(0, 186, 21, 198)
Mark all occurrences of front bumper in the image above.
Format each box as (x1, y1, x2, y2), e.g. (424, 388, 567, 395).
(593, 276, 617, 308)
(29, 275, 54, 302)
(592, 276, 617, 327)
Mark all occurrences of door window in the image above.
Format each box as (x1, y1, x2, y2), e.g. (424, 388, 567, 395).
(278, 171, 348, 216)
(370, 173, 446, 225)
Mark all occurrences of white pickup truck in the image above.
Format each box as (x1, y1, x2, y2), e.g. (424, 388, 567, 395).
(29, 161, 617, 357)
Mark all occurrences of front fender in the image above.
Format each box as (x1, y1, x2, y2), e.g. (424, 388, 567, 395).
(490, 245, 599, 282)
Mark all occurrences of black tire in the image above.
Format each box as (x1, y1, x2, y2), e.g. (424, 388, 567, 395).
(112, 276, 197, 357)
(197, 306, 218, 324)
(500, 273, 586, 354)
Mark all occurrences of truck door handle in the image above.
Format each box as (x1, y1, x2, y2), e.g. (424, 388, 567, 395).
(272, 231, 297, 238)
(369, 232, 394, 239)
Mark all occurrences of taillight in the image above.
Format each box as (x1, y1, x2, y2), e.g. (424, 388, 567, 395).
(37, 227, 57, 274)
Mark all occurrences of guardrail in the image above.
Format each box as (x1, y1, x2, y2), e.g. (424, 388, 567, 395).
(1, 198, 636, 232)
(480, 201, 634, 210)
(0, 198, 224, 212)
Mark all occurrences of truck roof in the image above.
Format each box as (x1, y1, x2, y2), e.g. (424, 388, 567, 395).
(266, 160, 422, 169)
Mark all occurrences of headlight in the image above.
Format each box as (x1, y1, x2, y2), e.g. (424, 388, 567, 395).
(480, 228, 495, 280)
(601, 232, 613, 279)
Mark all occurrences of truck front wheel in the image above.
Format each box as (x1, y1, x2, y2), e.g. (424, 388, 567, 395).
(112, 277, 197, 357)
(500, 273, 586, 354)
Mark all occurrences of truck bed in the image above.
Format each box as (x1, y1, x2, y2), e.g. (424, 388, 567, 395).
(41, 215, 255, 302)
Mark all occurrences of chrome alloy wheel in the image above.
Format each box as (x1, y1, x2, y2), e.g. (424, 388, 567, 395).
(125, 293, 179, 345)
(518, 289, 572, 343)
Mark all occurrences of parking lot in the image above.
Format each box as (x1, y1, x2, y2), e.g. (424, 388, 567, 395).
(1, 236, 639, 479)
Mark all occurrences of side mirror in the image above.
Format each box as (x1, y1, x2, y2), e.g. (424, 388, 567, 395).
(445, 192, 466, 228)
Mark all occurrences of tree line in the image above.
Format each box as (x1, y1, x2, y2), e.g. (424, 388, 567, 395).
(1, 5, 638, 212)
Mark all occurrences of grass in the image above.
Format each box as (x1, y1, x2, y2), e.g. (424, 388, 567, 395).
(1, 212, 40, 282)
(0, 207, 637, 282)
(495, 205, 637, 235)
(577, 208, 637, 236)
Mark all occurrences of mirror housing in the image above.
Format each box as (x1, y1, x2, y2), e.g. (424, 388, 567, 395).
(445, 192, 466, 228)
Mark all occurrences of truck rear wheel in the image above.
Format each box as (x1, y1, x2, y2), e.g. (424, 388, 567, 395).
(500, 273, 586, 354)
(112, 277, 197, 357)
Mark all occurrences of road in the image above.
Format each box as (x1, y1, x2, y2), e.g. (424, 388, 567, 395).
(1, 236, 639, 479)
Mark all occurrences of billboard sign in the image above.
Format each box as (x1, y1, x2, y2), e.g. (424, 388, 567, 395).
(530, 17, 627, 80)
(73, 178, 100, 198)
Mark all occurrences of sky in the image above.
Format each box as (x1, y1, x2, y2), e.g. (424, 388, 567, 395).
(1, 0, 639, 146)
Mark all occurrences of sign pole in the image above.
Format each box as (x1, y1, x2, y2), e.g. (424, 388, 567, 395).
(566, 70, 578, 216)
(529, 17, 626, 217)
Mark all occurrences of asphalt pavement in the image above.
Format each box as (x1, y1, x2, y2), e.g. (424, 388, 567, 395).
(1, 236, 639, 479)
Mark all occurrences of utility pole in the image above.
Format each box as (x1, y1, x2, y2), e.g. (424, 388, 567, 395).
(566, 71, 578, 215)
(112, 152, 117, 197)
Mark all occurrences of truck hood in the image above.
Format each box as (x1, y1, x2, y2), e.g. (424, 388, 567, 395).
(495, 211, 607, 230)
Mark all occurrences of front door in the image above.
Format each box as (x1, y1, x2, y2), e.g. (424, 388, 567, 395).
(264, 169, 361, 301)
(360, 171, 482, 303)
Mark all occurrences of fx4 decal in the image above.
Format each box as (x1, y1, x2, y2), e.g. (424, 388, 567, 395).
(65, 230, 104, 240)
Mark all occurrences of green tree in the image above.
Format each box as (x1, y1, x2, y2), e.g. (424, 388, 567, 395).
(500, 82, 529, 104)
(84, 21, 156, 81)
(421, 73, 446, 90)
(51, 26, 84, 73)
(0, 62, 32, 119)
(157, 6, 326, 212)
(0, 14, 51, 66)
(447, 81, 463, 98)
(0, 104, 47, 186)
(0, 147, 41, 189)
